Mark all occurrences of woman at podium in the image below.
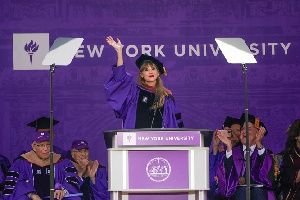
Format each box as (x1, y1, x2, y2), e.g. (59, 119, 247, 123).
(104, 36, 183, 129)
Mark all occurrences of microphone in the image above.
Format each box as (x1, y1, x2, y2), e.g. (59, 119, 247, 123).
(151, 94, 160, 128)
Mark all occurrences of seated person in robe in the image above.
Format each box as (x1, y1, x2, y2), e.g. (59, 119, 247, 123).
(216, 113, 275, 200)
(71, 140, 110, 200)
(3, 132, 82, 200)
(208, 116, 241, 200)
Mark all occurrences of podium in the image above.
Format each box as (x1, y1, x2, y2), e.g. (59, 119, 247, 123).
(104, 128, 212, 200)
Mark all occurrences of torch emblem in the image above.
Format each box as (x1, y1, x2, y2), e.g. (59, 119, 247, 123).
(24, 40, 39, 64)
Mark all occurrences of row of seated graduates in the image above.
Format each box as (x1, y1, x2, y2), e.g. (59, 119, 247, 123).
(208, 114, 300, 200)
(0, 116, 110, 200)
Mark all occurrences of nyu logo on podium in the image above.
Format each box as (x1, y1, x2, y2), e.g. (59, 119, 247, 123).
(13, 33, 49, 70)
(122, 132, 136, 145)
(146, 157, 171, 182)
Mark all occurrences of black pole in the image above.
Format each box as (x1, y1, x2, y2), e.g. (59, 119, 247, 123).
(242, 63, 250, 200)
(50, 64, 56, 200)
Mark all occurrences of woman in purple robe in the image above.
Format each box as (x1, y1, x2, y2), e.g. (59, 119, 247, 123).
(216, 113, 275, 200)
(281, 119, 300, 200)
(104, 36, 183, 129)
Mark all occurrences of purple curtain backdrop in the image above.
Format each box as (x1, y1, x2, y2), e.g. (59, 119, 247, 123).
(0, 0, 300, 167)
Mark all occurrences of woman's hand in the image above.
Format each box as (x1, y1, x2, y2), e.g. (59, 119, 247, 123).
(106, 36, 124, 66)
(106, 36, 123, 52)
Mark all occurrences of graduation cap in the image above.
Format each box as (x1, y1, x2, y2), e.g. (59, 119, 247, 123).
(259, 121, 269, 136)
(231, 117, 241, 126)
(239, 113, 268, 136)
(135, 54, 167, 76)
(239, 113, 256, 126)
(223, 116, 240, 128)
(33, 131, 50, 143)
(71, 140, 89, 150)
(223, 116, 233, 128)
(27, 116, 59, 131)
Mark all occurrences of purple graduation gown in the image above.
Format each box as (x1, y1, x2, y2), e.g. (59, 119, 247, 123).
(0, 168, 4, 199)
(3, 156, 82, 200)
(217, 146, 275, 200)
(208, 150, 225, 200)
(79, 165, 110, 200)
(104, 64, 183, 129)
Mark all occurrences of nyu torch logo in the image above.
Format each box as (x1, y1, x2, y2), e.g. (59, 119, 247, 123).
(13, 33, 49, 70)
(122, 132, 136, 145)
(146, 157, 171, 182)
(24, 40, 39, 64)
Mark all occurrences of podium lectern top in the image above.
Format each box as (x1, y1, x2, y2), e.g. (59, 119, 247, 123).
(103, 128, 213, 148)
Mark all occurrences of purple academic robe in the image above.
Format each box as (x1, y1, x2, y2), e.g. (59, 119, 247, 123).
(79, 165, 110, 200)
(0, 168, 4, 199)
(0, 169, 4, 186)
(3, 157, 82, 200)
(217, 146, 275, 200)
(104, 64, 183, 129)
(208, 150, 225, 200)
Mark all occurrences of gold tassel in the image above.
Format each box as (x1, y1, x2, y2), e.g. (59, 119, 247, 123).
(270, 153, 280, 179)
(163, 67, 167, 76)
(214, 176, 218, 184)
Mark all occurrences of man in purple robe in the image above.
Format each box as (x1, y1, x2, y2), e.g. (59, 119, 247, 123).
(216, 113, 275, 200)
(104, 36, 183, 129)
(70, 140, 110, 200)
(3, 132, 82, 200)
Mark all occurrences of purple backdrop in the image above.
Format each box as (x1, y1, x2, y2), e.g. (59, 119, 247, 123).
(0, 0, 300, 167)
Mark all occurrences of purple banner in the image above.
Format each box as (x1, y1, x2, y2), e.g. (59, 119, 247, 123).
(128, 150, 189, 189)
(117, 131, 200, 146)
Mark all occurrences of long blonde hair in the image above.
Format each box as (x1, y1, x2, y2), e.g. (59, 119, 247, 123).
(137, 62, 168, 109)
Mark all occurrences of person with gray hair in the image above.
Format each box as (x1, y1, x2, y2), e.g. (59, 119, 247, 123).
(3, 132, 82, 200)
(70, 140, 110, 200)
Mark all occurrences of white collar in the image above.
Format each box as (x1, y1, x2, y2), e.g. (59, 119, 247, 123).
(243, 144, 256, 152)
